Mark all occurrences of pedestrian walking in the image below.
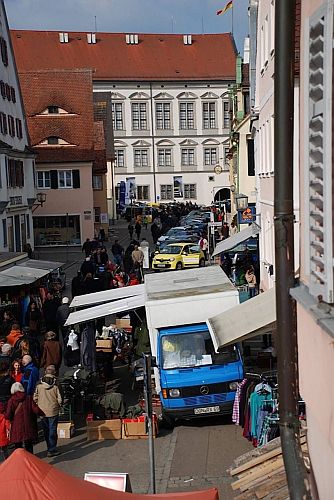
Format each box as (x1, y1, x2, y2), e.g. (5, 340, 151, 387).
(33, 365, 62, 457)
(128, 222, 134, 240)
(132, 244, 144, 282)
(135, 221, 142, 240)
(40, 332, 62, 374)
(71, 271, 83, 298)
(24, 302, 41, 338)
(151, 220, 160, 245)
(245, 266, 257, 298)
(199, 234, 208, 261)
(42, 292, 59, 333)
(5, 382, 40, 454)
(82, 238, 92, 257)
(222, 222, 230, 239)
(111, 239, 124, 267)
(0, 359, 13, 404)
(55, 297, 70, 342)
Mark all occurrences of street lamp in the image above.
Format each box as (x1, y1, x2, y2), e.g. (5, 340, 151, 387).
(236, 193, 248, 211)
(32, 192, 47, 213)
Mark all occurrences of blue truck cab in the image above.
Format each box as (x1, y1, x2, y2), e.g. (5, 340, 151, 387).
(157, 323, 244, 422)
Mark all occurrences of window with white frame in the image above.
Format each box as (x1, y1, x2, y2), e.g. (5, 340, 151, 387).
(181, 148, 195, 166)
(202, 102, 216, 129)
(156, 102, 171, 129)
(184, 183, 197, 199)
(305, 5, 334, 303)
(158, 148, 172, 167)
(179, 102, 195, 129)
(223, 146, 230, 170)
(160, 184, 173, 200)
(37, 171, 51, 189)
(137, 185, 150, 200)
(132, 102, 147, 130)
(134, 149, 148, 167)
(111, 102, 124, 130)
(115, 149, 125, 167)
(204, 147, 218, 166)
(223, 100, 230, 129)
(58, 170, 73, 188)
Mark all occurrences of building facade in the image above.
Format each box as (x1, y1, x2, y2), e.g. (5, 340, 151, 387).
(250, 0, 300, 291)
(0, 0, 35, 252)
(18, 69, 108, 247)
(11, 31, 237, 214)
(291, 0, 334, 498)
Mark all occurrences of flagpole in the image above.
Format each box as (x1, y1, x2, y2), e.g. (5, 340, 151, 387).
(231, 5, 234, 36)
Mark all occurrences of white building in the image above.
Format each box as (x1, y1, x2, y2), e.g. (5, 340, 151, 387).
(0, 0, 35, 252)
(10, 31, 237, 214)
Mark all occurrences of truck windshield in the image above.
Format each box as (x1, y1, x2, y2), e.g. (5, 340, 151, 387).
(161, 331, 238, 369)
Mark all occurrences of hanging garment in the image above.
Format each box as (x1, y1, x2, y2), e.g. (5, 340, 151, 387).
(67, 330, 79, 351)
(232, 379, 247, 425)
(249, 386, 272, 440)
(80, 323, 96, 372)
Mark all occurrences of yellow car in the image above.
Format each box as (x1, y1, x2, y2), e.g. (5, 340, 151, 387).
(152, 242, 206, 271)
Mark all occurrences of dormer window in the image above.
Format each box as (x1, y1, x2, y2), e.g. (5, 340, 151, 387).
(47, 136, 59, 145)
(48, 106, 59, 114)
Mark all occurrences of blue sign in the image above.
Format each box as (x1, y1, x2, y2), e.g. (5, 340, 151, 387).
(238, 206, 256, 224)
(119, 181, 126, 208)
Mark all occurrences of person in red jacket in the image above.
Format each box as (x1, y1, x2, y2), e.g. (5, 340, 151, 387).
(0, 401, 10, 460)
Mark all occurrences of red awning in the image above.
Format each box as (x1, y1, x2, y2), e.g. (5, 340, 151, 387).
(0, 449, 219, 500)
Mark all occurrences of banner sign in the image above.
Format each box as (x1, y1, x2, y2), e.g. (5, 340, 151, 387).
(119, 181, 126, 208)
(125, 177, 136, 205)
(238, 206, 256, 224)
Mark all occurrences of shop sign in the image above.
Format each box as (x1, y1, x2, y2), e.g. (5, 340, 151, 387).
(100, 213, 108, 224)
(238, 206, 256, 224)
(84, 472, 132, 492)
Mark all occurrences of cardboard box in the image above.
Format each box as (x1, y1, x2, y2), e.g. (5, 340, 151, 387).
(96, 339, 113, 352)
(57, 422, 74, 439)
(122, 416, 158, 440)
(86, 419, 122, 441)
(115, 318, 131, 329)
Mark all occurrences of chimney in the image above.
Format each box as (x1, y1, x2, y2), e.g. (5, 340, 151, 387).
(183, 34, 192, 45)
(87, 33, 96, 44)
(125, 34, 139, 45)
(59, 32, 69, 43)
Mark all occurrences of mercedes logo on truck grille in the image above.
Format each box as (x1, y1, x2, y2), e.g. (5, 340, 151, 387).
(200, 385, 209, 395)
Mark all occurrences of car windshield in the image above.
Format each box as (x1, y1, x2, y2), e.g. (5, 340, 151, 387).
(161, 331, 239, 369)
(159, 246, 182, 255)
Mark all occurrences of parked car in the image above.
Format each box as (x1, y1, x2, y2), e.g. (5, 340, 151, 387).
(152, 243, 205, 271)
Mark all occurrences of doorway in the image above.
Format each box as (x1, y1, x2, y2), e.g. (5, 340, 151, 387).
(214, 188, 231, 202)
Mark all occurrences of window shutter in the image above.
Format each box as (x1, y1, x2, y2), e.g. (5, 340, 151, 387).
(72, 170, 80, 189)
(306, 4, 334, 302)
(50, 170, 58, 189)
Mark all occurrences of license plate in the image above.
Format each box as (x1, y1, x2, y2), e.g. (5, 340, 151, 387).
(156, 264, 166, 268)
(194, 406, 220, 415)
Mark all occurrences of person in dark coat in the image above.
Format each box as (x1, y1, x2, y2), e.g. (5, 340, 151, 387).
(55, 297, 70, 342)
(135, 221, 141, 240)
(80, 257, 95, 278)
(71, 271, 83, 298)
(5, 382, 40, 454)
(0, 310, 15, 339)
(81, 273, 99, 295)
(151, 221, 160, 245)
(111, 239, 123, 267)
(42, 293, 59, 333)
(0, 359, 13, 404)
(128, 222, 134, 240)
(24, 302, 41, 337)
(40, 331, 62, 374)
(82, 238, 92, 257)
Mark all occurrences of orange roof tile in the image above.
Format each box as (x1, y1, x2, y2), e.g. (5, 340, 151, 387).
(11, 31, 237, 81)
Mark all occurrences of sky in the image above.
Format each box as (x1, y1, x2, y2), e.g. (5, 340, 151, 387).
(5, 0, 249, 54)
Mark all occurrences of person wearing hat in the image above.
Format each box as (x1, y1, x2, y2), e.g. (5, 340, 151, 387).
(33, 365, 62, 457)
(55, 297, 70, 342)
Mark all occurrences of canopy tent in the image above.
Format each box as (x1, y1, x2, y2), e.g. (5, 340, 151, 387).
(0, 266, 50, 286)
(66, 294, 146, 326)
(17, 259, 64, 270)
(70, 284, 145, 309)
(0, 449, 219, 500)
(207, 287, 276, 347)
(212, 223, 260, 257)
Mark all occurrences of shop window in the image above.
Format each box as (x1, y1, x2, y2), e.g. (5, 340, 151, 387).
(33, 215, 81, 246)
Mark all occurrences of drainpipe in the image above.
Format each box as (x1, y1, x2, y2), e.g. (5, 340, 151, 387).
(149, 82, 157, 202)
(274, 1, 311, 498)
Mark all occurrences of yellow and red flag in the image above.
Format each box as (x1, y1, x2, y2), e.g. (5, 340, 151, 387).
(216, 0, 233, 16)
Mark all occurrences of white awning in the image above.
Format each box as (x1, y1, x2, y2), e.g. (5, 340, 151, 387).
(207, 287, 276, 348)
(70, 284, 145, 309)
(65, 294, 146, 326)
(0, 266, 50, 287)
(17, 259, 64, 271)
(212, 223, 260, 257)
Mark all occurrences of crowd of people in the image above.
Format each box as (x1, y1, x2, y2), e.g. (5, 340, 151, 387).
(0, 307, 65, 459)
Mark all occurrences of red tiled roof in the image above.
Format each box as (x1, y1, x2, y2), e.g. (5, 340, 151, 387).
(19, 69, 96, 163)
(11, 31, 237, 81)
